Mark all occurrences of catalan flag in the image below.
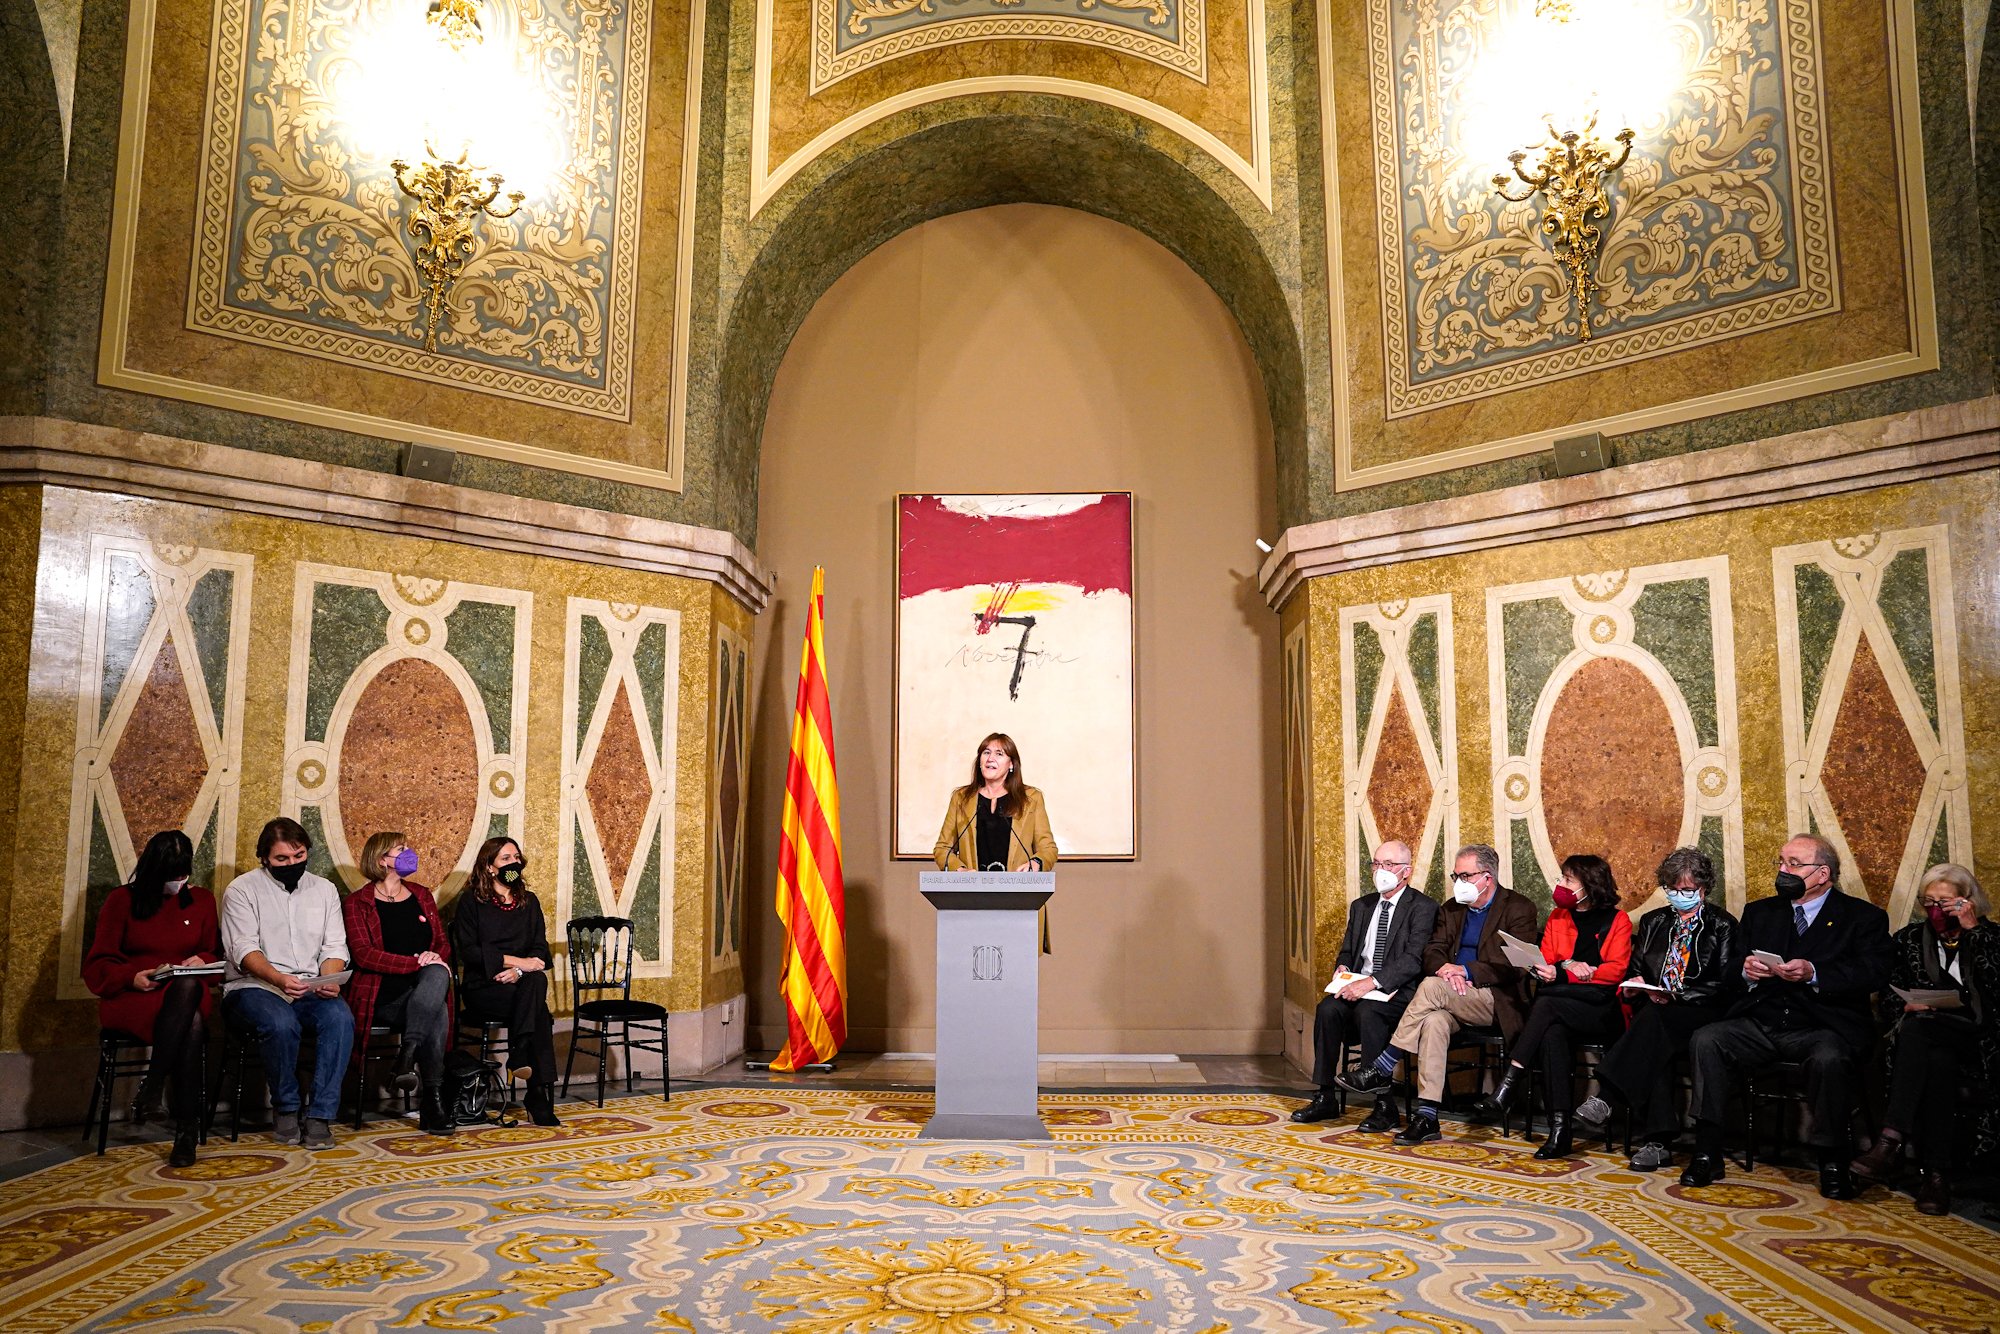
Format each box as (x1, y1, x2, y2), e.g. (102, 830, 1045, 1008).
(770, 566, 847, 1071)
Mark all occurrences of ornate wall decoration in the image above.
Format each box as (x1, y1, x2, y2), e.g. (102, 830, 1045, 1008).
(560, 599, 683, 975)
(281, 565, 532, 892)
(1772, 526, 1971, 920)
(1486, 560, 1744, 914)
(1339, 596, 1459, 905)
(58, 539, 254, 1000)
(814, 0, 1204, 91)
(188, 0, 651, 414)
(1281, 621, 1312, 980)
(1369, 0, 1835, 417)
(710, 619, 750, 970)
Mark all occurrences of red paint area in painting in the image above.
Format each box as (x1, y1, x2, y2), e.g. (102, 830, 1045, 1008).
(1819, 636, 1927, 906)
(110, 632, 211, 847)
(898, 495, 1132, 598)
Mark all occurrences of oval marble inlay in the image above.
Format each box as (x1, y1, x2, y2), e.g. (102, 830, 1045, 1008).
(1539, 657, 1684, 911)
(338, 658, 480, 884)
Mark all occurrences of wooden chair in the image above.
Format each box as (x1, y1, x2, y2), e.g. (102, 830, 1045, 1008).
(562, 917, 670, 1106)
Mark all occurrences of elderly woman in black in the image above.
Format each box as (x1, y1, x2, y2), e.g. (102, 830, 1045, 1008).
(1850, 863, 1997, 1215)
(1574, 847, 1742, 1172)
(452, 837, 560, 1126)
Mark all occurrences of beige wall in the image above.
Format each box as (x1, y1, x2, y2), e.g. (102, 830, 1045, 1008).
(749, 204, 1282, 1054)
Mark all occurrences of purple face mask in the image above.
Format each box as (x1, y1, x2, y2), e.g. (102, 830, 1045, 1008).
(392, 848, 420, 877)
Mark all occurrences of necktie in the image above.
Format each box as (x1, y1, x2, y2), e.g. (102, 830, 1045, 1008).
(1793, 905, 1807, 938)
(1364, 898, 1393, 975)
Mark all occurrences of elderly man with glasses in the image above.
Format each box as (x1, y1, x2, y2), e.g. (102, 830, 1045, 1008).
(1679, 832, 1891, 1199)
(1292, 840, 1439, 1131)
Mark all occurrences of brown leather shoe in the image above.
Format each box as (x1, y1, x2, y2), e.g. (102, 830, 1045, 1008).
(1850, 1135, 1904, 1183)
(1913, 1170, 1951, 1216)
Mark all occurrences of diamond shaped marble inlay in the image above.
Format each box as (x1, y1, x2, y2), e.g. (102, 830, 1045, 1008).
(109, 633, 210, 847)
(586, 682, 652, 894)
(1366, 683, 1433, 851)
(1819, 635, 1927, 904)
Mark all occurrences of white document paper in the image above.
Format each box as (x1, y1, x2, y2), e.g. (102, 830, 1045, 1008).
(1322, 970, 1396, 1003)
(1618, 977, 1668, 993)
(1892, 986, 1964, 1010)
(1750, 949, 1786, 966)
(294, 969, 353, 988)
(1497, 930, 1547, 971)
(151, 961, 224, 979)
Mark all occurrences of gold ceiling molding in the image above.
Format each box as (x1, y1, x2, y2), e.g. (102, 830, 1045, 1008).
(0, 416, 776, 612)
(1256, 395, 2000, 609)
(1316, 0, 1939, 493)
(751, 0, 1270, 215)
(97, 0, 711, 494)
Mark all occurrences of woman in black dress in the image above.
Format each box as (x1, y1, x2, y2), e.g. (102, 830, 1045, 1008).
(452, 837, 560, 1125)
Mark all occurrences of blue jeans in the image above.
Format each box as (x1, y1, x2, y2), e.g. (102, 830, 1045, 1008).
(225, 987, 355, 1121)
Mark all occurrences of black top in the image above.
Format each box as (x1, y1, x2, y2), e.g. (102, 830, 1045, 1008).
(1568, 906, 1620, 967)
(975, 796, 1012, 871)
(374, 894, 430, 958)
(452, 890, 553, 988)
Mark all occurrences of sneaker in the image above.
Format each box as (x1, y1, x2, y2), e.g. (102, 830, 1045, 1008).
(1574, 1096, 1613, 1130)
(271, 1109, 301, 1144)
(301, 1118, 335, 1150)
(1628, 1141, 1674, 1172)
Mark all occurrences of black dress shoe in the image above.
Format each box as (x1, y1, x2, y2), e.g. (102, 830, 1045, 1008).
(1818, 1161, 1861, 1201)
(1356, 1100, 1401, 1134)
(1290, 1093, 1342, 1124)
(168, 1122, 198, 1168)
(1533, 1111, 1574, 1160)
(1393, 1109, 1441, 1146)
(1913, 1170, 1950, 1216)
(1469, 1068, 1522, 1124)
(525, 1084, 562, 1128)
(419, 1087, 456, 1138)
(1679, 1153, 1726, 1188)
(1336, 1066, 1394, 1097)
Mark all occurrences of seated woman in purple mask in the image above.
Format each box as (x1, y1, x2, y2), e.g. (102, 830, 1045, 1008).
(343, 831, 453, 1136)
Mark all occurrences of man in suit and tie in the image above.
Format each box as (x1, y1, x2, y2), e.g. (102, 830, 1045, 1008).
(1292, 840, 1439, 1131)
(1681, 832, 1891, 1199)
(1338, 843, 1541, 1145)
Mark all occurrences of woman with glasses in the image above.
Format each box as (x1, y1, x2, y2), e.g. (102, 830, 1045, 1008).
(932, 733, 1060, 947)
(452, 837, 560, 1125)
(343, 831, 453, 1135)
(1850, 863, 1996, 1215)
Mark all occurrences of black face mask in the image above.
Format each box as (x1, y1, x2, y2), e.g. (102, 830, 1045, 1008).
(1774, 870, 1810, 902)
(269, 861, 309, 891)
(497, 865, 524, 888)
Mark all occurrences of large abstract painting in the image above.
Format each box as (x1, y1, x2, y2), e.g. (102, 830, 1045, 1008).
(894, 494, 1135, 859)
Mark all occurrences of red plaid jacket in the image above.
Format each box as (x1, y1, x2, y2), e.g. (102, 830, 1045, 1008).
(340, 881, 452, 1071)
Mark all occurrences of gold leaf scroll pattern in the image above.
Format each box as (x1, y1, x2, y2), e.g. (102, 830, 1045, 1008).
(189, 0, 652, 413)
(280, 564, 532, 891)
(1487, 558, 1745, 914)
(1281, 621, 1313, 978)
(1770, 527, 1971, 923)
(846, 0, 1171, 33)
(813, 0, 1204, 91)
(1339, 595, 1460, 904)
(1368, 0, 1835, 415)
(558, 599, 682, 976)
(58, 537, 255, 1002)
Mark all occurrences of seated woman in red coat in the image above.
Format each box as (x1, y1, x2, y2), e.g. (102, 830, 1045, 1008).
(82, 829, 222, 1167)
(1471, 852, 1633, 1158)
(342, 830, 454, 1137)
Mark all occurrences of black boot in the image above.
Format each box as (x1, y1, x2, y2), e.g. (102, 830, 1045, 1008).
(1533, 1111, 1574, 1159)
(525, 1083, 561, 1128)
(1470, 1067, 1524, 1124)
(130, 1075, 163, 1127)
(168, 1121, 199, 1168)
(419, 1085, 455, 1137)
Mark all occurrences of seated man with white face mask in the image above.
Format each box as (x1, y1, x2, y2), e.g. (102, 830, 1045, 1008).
(1338, 843, 1540, 1145)
(1292, 840, 1440, 1131)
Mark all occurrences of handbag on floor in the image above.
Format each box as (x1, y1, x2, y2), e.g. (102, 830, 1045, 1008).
(442, 1049, 514, 1127)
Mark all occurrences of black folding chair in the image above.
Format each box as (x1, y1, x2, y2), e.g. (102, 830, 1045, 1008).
(562, 917, 670, 1106)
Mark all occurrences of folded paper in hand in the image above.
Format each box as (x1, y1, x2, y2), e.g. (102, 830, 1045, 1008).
(1322, 970, 1396, 1002)
(1617, 977, 1668, 993)
(151, 961, 224, 979)
(294, 969, 353, 988)
(1750, 949, 1786, 966)
(1496, 930, 1547, 971)
(1892, 985, 1963, 1010)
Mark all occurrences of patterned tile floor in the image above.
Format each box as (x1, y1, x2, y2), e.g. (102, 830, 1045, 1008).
(4, 1084, 1999, 1331)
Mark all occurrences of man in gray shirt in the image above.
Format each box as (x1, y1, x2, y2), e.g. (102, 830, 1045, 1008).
(219, 817, 353, 1147)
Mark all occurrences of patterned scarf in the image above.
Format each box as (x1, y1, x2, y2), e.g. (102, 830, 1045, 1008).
(1660, 908, 1702, 993)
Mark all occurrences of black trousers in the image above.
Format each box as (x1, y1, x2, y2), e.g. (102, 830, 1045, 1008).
(148, 977, 209, 1125)
(1883, 1016, 1981, 1170)
(1688, 1017, 1859, 1151)
(372, 964, 452, 1089)
(1597, 999, 1721, 1141)
(1310, 993, 1409, 1088)
(1508, 987, 1624, 1110)
(460, 970, 557, 1085)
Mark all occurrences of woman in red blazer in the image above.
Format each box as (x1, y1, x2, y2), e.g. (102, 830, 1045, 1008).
(83, 829, 221, 1166)
(1472, 852, 1633, 1157)
(342, 830, 454, 1135)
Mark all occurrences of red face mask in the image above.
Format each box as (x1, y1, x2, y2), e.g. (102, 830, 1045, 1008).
(1927, 904, 1959, 935)
(1552, 884, 1581, 909)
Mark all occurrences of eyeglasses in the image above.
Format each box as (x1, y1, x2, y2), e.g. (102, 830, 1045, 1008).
(1369, 861, 1411, 871)
(1774, 858, 1826, 871)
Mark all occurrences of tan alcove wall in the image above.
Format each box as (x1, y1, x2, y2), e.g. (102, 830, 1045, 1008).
(748, 204, 1283, 1054)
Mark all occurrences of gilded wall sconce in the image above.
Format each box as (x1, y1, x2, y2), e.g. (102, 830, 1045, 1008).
(1492, 116, 1634, 341)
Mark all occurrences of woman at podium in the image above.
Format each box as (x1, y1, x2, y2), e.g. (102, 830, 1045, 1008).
(933, 734, 1060, 948)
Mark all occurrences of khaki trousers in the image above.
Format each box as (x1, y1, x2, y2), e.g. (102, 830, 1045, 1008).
(1388, 975, 1497, 1102)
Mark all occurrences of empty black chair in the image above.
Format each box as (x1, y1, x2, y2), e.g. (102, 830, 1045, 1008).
(562, 917, 670, 1106)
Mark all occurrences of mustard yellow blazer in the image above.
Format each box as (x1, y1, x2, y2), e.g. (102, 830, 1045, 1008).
(932, 786, 1059, 872)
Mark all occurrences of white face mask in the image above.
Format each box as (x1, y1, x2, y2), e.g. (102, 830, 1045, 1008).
(165, 877, 190, 893)
(1372, 868, 1402, 894)
(1451, 878, 1481, 904)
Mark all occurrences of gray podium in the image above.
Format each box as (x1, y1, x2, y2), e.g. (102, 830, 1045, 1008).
(918, 871, 1054, 1140)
